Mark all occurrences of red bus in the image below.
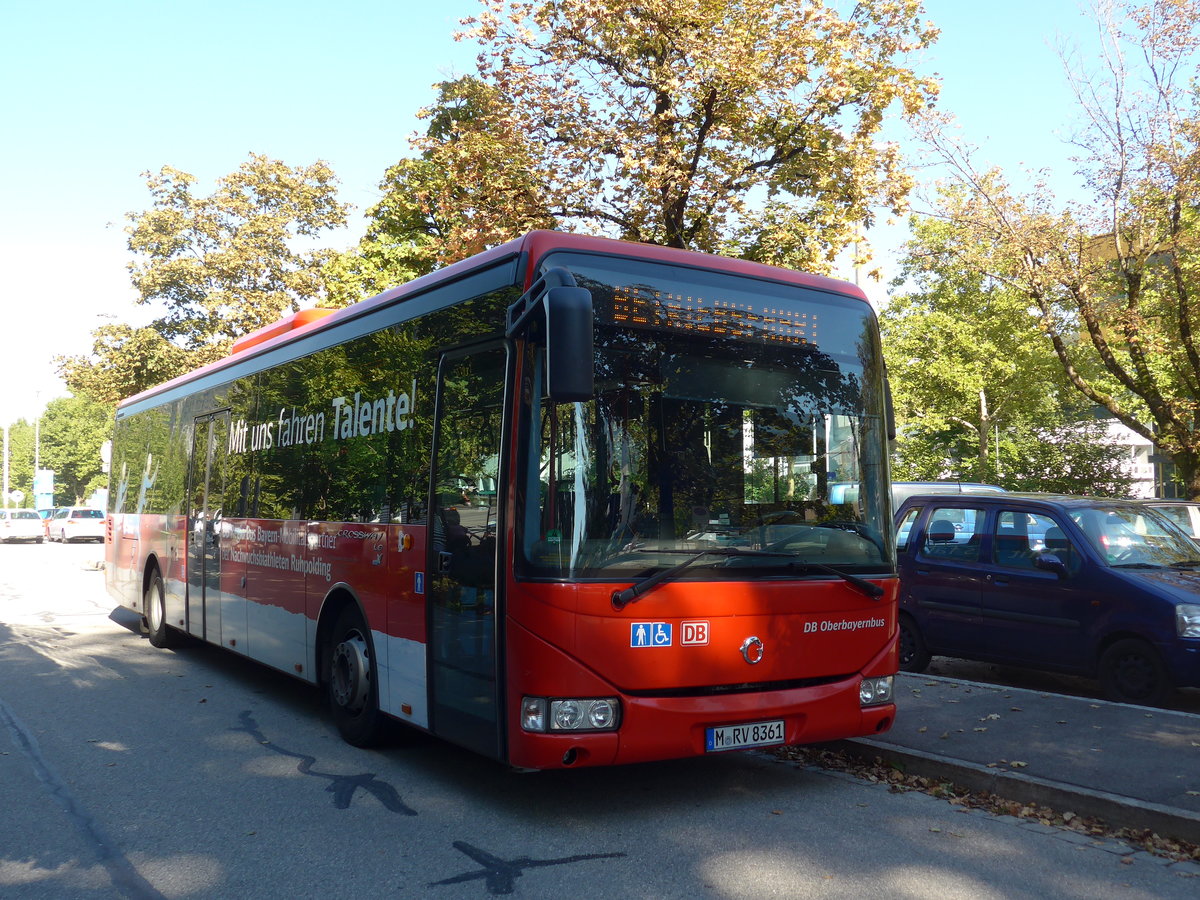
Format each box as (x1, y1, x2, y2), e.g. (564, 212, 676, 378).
(105, 231, 897, 769)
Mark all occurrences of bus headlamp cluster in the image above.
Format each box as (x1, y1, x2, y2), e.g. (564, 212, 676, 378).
(859, 676, 894, 707)
(521, 696, 621, 732)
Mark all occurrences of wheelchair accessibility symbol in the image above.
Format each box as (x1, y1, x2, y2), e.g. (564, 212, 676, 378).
(631, 622, 672, 648)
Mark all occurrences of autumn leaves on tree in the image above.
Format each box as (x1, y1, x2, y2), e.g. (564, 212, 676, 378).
(410, 0, 937, 271)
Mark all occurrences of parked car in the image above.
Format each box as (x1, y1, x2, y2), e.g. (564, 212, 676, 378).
(1143, 499, 1200, 542)
(831, 480, 1005, 511)
(1, 508, 46, 543)
(894, 492, 1200, 706)
(37, 507, 64, 539)
(48, 507, 106, 543)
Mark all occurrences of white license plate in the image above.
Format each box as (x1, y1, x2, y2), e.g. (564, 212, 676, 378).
(705, 719, 785, 752)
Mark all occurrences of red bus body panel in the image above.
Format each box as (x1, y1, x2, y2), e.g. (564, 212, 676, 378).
(504, 580, 897, 769)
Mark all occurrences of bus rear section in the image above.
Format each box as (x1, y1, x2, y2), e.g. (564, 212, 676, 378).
(105, 230, 897, 770)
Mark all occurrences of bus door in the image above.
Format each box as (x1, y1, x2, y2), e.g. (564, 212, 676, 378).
(428, 344, 508, 759)
(186, 411, 229, 641)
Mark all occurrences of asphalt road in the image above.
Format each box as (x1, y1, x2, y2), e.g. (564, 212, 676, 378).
(1, 541, 1197, 899)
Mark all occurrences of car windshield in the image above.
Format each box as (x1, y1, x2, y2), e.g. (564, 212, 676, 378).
(515, 253, 892, 580)
(10, 510, 40, 520)
(1070, 505, 1200, 566)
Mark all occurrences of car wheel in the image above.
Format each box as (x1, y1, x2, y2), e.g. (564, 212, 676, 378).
(898, 614, 931, 673)
(145, 571, 182, 649)
(326, 604, 384, 746)
(1098, 638, 1171, 706)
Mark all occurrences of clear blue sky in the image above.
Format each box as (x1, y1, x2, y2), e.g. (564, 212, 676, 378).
(0, 0, 1100, 423)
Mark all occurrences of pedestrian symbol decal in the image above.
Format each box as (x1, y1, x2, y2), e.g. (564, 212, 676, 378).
(631, 622, 672, 647)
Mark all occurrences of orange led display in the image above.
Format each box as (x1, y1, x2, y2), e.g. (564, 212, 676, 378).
(611, 286, 817, 345)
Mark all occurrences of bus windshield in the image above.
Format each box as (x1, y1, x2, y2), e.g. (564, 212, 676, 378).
(516, 253, 893, 581)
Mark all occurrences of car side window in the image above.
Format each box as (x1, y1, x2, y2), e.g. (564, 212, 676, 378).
(895, 508, 921, 552)
(992, 511, 1037, 568)
(919, 506, 980, 562)
(1155, 506, 1186, 529)
(992, 511, 1076, 572)
(1037, 514, 1081, 574)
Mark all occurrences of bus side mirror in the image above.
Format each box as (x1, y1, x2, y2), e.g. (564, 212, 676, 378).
(508, 267, 595, 403)
(544, 285, 594, 402)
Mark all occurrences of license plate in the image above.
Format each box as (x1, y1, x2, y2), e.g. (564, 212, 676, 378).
(705, 719, 785, 752)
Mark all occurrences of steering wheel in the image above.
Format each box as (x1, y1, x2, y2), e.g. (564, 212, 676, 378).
(1109, 546, 1146, 564)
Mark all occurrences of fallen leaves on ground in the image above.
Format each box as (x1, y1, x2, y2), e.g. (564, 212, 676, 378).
(774, 744, 1200, 863)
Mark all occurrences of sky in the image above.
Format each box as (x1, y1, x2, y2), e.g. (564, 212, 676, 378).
(0, 0, 1105, 425)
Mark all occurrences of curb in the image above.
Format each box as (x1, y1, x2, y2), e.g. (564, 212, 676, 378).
(832, 737, 1200, 846)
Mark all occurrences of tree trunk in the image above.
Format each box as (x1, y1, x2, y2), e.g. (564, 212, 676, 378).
(1176, 451, 1200, 501)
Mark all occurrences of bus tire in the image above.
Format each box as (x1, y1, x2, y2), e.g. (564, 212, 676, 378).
(898, 613, 930, 673)
(1098, 638, 1171, 706)
(145, 571, 181, 649)
(327, 605, 384, 747)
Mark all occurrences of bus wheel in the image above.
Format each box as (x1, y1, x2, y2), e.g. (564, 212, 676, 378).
(898, 614, 930, 673)
(1098, 638, 1171, 706)
(145, 571, 181, 649)
(327, 605, 383, 746)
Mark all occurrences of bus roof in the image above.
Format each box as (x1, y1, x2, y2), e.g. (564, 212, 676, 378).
(117, 231, 870, 411)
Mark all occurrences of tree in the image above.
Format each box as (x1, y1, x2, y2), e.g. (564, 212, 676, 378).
(883, 208, 1134, 494)
(59, 154, 350, 400)
(913, 0, 1200, 497)
(58, 321, 194, 406)
(326, 76, 556, 303)
(2, 420, 35, 508)
(377, 0, 938, 271)
(883, 207, 1132, 494)
(38, 396, 114, 505)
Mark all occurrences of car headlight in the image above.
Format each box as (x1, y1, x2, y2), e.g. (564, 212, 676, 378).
(1178, 604, 1200, 638)
(521, 696, 621, 732)
(860, 676, 894, 707)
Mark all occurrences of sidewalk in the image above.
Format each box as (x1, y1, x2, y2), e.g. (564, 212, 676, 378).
(834, 673, 1200, 845)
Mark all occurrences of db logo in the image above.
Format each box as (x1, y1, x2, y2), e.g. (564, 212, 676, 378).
(681, 621, 709, 645)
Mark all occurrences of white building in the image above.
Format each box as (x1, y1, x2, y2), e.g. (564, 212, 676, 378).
(1099, 419, 1156, 498)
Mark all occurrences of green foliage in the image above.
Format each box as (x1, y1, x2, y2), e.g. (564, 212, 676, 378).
(884, 212, 1135, 496)
(913, 1, 1200, 496)
(59, 154, 351, 402)
(371, 1, 938, 271)
(2, 420, 35, 507)
(332, 76, 556, 291)
(57, 322, 197, 406)
(38, 396, 115, 505)
(0, 396, 112, 508)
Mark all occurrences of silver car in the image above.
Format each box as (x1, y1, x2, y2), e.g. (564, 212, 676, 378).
(1, 508, 46, 543)
(49, 507, 106, 543)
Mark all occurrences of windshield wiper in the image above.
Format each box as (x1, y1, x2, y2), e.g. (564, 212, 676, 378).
(1170, 559, 1200, 568)
(611, 548, 883, 609)
(781, 562, 886, 600)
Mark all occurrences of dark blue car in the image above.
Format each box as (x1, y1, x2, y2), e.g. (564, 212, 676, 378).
(894, 493, 1200, 706)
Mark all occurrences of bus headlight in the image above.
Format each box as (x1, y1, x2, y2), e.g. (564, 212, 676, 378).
(860, 676, 894, 707)
(521, 696, 621, 732)
(1178, 603, 1200, 638)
